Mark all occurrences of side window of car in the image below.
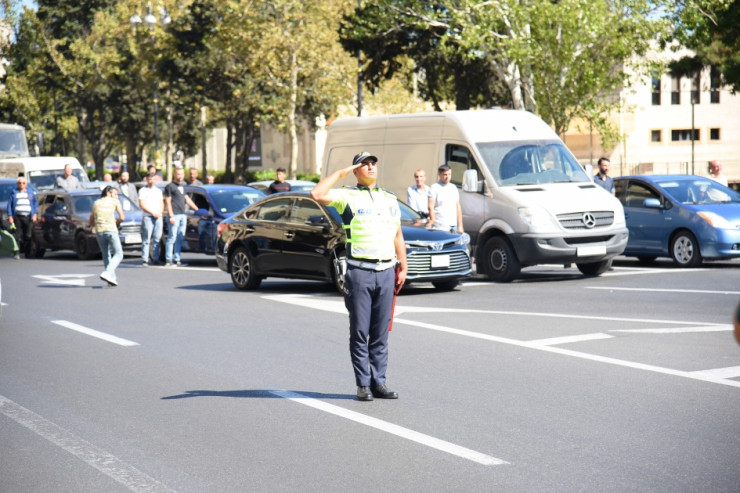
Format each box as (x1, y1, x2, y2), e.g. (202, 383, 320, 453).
(625, 182, 659, 208)
(290, 198, 324, 224)
(614, 180, 626, 204)
(257, 197, 291, 222)
(189, 192, 210, 212)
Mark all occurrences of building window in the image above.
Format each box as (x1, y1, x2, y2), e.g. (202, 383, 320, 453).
(651, 74, 661, 105)
(651, 130, 662, 142)
(691, 73, 700, 104)
(671, 129, 699, 141)
(671, 76, 681, 105)
(709, 128, 720, 141)
(710, 67, 720, 104)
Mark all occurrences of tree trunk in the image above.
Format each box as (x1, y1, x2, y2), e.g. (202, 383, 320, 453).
(224, 121, 233, 183)
(288, 50, 299, 179)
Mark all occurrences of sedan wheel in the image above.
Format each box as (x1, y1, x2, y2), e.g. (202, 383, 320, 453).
(230, 246, 261, 290)
(670, 230, 702, 267)
(75, 232, 93, 260)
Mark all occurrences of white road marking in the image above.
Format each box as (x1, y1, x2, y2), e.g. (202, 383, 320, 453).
(588, 286, 740, 295)
(527, 333, 613, 346)
(601, 268, 708, 277)
(612, 325, 733, 334)
(33, 274, 94, 287)
(269, 390, 507, 466)
(690, 366, 740, 379)
(51, 320, 139, 347)
(0, 394, 175, 493)
(265, 294, 739, 388)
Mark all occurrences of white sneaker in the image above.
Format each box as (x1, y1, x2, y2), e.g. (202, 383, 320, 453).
(100, 271, 118, 286)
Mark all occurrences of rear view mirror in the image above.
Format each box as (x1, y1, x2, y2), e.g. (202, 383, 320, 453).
(306, 215, 330, 230)
(643, 198, 661, 208)
(462, 169, 481, 193)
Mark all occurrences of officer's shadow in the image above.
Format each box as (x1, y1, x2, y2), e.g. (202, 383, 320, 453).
(161, 389, 354, 401)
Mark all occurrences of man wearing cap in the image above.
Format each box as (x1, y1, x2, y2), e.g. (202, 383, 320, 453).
(311, 151, 408, 401)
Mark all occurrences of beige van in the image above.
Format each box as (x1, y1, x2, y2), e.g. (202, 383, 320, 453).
(0, 156, 89, 190)
(321, 109, 629, 282)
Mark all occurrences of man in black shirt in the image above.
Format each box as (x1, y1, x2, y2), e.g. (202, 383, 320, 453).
(164, 167, 198, 266)
(268, 168, 292, 194)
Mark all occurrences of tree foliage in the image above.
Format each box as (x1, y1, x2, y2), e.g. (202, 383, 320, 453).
(667, 0, 740, 92)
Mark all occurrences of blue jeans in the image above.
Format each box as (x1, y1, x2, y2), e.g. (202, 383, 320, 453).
(96, 231, 123, 280)
(166, 214, 187, 262)
(141, 215, 163, 262)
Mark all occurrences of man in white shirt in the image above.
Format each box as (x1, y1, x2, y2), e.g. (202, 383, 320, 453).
(138, 174, 164, 265)
(428, 164, 463, 233)
(406, 169, 430, 216)
(708, 160, 728, 186)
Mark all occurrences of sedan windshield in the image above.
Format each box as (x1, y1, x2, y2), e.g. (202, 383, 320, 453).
(656, 178, 740, 204)
(476, 140, 590, 186)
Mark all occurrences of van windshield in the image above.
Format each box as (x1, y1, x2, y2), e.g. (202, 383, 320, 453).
(476, 140, 590, 186)
(28, 169, 88, 190)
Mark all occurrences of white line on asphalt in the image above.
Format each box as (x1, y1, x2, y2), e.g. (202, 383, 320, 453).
(527, 333, 614, 346)
(51, 320, 139, 347)
(0, 394, 175, 493)
(268, 390, 507, 466)
(611, 325, 733, 334)
(601, 268, 708, 277)
(33, 274, 94, 286)
(690, 366, 740, 379)
(587, 286, 740, 295)
(263, 295, 739, 389)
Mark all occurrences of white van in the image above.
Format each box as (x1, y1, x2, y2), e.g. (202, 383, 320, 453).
(321, 109, 629, 282)
(0, 156, 89, 190)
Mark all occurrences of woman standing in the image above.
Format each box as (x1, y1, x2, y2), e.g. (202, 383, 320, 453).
(89, 186, 124, 286)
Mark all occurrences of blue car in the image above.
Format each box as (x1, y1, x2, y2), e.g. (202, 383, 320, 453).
(614, 175, 740, 266)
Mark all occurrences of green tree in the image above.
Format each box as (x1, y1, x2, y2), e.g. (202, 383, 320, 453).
(667, 0, 740, 92)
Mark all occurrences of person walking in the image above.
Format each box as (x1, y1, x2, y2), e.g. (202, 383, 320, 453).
(7, 176, 38, 259)
(406, 168, 430, 217)
(138, 174, 164, 266)
(164, 167, 198, 267)
(311, 151, 408, 402)
(89, 186, 124, 286)
(593, 157, 615, 195)
(428, 164, 464, 232)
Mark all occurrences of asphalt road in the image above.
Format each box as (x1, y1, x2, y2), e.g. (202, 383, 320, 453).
(1, 252, 739, 492)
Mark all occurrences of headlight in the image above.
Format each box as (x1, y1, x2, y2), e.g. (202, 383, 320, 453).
(455, 232, 470, 246)
(697, 211, 734, 229)
(518, 206, 557, 232)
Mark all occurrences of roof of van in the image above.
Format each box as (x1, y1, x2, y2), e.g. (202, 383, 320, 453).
(328, 109, 557, 143)
(0, 156, 84, 170)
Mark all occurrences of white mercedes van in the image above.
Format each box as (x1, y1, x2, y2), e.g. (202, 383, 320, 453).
(0, 156, 89, 190)
(321, 109, 628, 282)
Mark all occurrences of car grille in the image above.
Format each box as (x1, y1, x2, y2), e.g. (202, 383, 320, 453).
(407, 250, 471, 275)
(119, 223, 140, 235)
(557, 211, 614, 230)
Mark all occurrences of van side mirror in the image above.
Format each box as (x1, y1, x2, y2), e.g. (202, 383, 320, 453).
(462, 169, 481, 193)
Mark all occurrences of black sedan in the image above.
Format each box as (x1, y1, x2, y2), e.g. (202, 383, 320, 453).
(216, 192, 472, 293)
(30, 189, 143, 259)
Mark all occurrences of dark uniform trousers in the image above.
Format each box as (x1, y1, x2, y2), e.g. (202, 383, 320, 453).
(344, 264, 395, 387)
(13, 214, 33, 253)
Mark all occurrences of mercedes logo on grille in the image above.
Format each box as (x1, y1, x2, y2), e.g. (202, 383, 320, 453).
(582, 212, 596, 229)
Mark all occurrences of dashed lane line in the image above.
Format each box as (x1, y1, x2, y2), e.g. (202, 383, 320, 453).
(51, 320, 139, 347)
(269, 390, 507, 466)
(0, 394, 176, 493)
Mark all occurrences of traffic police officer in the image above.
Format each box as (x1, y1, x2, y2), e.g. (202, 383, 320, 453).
(312, 151, 408, 401)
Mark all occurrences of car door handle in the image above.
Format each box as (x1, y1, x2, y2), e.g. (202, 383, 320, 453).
(284, 232, 295, 239)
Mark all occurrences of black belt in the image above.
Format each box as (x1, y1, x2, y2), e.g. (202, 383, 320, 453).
(348, 258, 393, 263)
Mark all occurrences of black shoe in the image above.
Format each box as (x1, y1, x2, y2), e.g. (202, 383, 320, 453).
(371, 385, 398, 399)
(357, 386, 374, 401)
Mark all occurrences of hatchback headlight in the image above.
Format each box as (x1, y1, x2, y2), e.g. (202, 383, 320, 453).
(697, 211, 734, 229)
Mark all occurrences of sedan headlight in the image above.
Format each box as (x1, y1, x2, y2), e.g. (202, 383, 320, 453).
(455, 232, 470, 246)
(518, 206, 557, 232)
(697, 211, 734, 229)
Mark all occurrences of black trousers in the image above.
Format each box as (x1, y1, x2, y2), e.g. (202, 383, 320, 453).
(13, 214, 32, 253)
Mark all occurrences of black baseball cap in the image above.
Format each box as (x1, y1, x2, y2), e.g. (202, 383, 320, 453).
(352, 151, 378, 166)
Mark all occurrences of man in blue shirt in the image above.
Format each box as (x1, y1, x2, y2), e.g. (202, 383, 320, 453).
(593, 157, 615, 195)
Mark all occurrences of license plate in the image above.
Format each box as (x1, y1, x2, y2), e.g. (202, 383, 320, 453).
(124, 234, 142, 244)
(577, 245, 606, 257)
(431, 254, 450, 268)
